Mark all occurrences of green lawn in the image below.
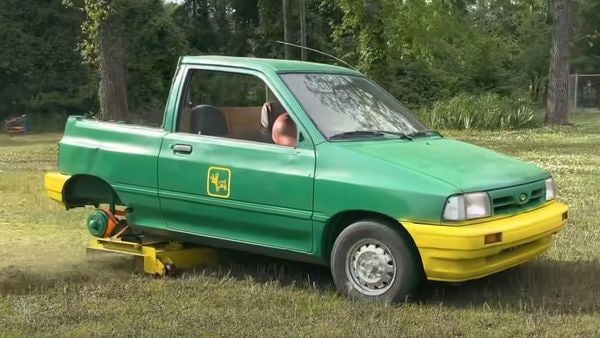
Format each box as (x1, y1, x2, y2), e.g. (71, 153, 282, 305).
(1, 117, 599, 337)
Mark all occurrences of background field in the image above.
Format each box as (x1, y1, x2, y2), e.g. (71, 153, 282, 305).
(1, 114, 599, 337)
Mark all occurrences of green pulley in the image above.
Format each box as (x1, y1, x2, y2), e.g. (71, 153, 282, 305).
(87, 209, 109, 237)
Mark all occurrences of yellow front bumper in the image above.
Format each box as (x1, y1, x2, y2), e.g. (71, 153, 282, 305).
(44, 172, 70, 203)
(403, 201, 568, 282)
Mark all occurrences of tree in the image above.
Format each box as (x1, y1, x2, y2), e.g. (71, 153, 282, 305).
(68, 0, 188, 123)
(282, 0, 294, 59)
(98, 2, 128, 121)
(2, 0, 587, 129)
(546, 0, 574, 124)
(0, 0, 95, 122)
(334, 0, 387, 83)
(67, 0, 129, 121)
(254, 1, 284, 58)
(512, 0, 552, 103)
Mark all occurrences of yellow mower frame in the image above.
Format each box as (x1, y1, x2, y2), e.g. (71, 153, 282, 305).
(88, 237, 217, 276)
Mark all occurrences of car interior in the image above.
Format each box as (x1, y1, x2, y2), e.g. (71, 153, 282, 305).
(177, 70, 295, 146)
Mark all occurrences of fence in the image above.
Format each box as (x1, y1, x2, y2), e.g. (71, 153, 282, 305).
(568, 73, 600, 114)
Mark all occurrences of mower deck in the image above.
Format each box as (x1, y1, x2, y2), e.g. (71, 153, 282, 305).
(87, 236, 217, 276)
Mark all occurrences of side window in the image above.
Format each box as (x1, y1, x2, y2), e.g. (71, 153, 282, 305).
(177, 69, 297, 147)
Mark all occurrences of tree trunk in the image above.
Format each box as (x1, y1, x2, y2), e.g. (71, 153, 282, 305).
(282, 0, 295, 59)
(545, 0, 573, 125)
(99, 16, 128, 121)
(360, 0, 387, 83)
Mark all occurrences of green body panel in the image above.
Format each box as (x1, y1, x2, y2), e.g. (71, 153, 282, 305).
(180, 55, 362, 76)
(58, 118, 167, 229)
(312, 139, 459, 224)
(56, 56, 551, 264)
(158, 133, 315, 253)
(332, 138, 548, 193)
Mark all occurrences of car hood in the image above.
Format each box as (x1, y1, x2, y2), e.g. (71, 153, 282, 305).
(341, 138, 549, 192)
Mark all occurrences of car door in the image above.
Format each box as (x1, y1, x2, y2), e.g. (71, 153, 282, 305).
(157, 66, 316, 253)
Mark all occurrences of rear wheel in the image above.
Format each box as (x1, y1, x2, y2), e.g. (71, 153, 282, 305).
(330, 220, 421, 303)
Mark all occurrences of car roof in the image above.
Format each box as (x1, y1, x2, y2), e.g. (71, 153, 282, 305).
(181, 55, 362, 75)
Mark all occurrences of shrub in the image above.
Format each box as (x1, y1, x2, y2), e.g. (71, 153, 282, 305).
(418, 93, 536, 130)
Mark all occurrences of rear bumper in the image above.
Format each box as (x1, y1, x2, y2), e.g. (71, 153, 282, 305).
(403, 202, 568, 282)
(44, 172, 70, 203)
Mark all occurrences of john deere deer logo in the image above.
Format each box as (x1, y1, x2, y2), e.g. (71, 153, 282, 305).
(207, 167, 231, 198)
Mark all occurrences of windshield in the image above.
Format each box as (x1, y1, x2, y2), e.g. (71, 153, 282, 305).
(281, 73, 428, 139)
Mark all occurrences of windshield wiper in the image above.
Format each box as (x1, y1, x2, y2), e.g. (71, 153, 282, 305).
(407, 130, 443, 138)
(373, 130, 413, 140)
(329, 130, 384, 139)
(329, 130, 413, 140)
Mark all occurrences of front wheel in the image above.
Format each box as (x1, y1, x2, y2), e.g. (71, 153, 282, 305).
(330, 220, 421, 303)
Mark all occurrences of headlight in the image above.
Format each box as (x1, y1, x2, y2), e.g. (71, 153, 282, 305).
(545, 178, 555, 201)
(443, 192, 492, 221)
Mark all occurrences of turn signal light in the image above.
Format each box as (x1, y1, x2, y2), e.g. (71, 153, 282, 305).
(484, 232, 503, 245)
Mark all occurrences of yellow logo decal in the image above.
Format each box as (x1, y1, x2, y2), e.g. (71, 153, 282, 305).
(207, 166, 231, 198)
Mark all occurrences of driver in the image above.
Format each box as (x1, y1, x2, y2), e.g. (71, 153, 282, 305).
(271, 113, 297, 147)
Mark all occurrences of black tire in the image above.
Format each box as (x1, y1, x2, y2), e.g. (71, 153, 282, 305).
(330, 219, 421, 303)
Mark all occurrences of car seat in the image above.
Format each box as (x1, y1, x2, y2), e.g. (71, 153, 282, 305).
(190, 105, 229, 137)
(259, 101, 286, 143)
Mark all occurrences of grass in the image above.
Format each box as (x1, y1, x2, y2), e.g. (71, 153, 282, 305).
(1, 116, 600, 337)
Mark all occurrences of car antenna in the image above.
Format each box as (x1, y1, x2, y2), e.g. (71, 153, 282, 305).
(275, 40, 358, 71)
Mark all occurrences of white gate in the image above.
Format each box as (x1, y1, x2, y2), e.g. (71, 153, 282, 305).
(568, 73, 600, 115)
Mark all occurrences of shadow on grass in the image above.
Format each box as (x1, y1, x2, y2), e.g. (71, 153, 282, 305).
(2, 249, 598, 314)
(420, 260, 600, 313)
(193, 251, 600, 313)
(194, 249, 335, 290)
(0, 255, 136, 296)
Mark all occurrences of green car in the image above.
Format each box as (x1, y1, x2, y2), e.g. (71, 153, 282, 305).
(45, 56, 568, 303)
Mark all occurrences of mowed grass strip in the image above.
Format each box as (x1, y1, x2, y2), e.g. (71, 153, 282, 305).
(0, 116, 599, 337)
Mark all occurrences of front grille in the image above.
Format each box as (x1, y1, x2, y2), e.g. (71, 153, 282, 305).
(489, 181, 546, 216)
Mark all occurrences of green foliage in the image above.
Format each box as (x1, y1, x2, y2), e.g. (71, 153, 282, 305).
(331, 0, 387, 82)
(63, 0, 189, 121)
(66, 0, 112, 66)
(254, 0, 284, 58)
(329, 0, 556, 107)
(572, 0, 600, 73)
(122, 0, 189, 120)
(0, 0, 96, 120)
(419, 93, 537, 130)
(1, 0, 598, 130)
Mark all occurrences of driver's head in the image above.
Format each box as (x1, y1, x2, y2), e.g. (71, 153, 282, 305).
(271, 113, 297, 147)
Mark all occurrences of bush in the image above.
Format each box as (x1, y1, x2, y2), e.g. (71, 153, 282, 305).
(418, 93, 536, 130)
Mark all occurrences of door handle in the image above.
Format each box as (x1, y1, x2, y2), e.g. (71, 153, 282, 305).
(171, 144, 193, 154)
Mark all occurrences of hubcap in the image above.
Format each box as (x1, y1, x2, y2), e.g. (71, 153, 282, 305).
(346, 240, 396, 296)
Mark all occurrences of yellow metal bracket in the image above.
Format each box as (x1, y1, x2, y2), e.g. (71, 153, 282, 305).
(87, 238, 217, 276)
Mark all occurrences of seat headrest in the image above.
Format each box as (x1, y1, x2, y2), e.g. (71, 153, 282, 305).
(260, 101, 286, 130)
(190, 105, 228, 136)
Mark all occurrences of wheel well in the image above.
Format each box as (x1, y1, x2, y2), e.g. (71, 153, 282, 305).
(323, 210, 424, 273)
(62, 175, 123, 210)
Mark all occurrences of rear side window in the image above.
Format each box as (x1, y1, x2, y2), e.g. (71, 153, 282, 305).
(187, 71, 266, 107)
